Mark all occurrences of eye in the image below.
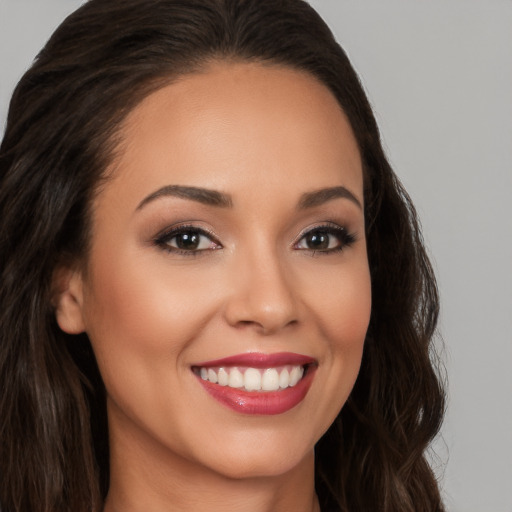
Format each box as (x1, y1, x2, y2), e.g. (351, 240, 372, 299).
(154, 225, 221, 254)
(295, 224, 356, 254)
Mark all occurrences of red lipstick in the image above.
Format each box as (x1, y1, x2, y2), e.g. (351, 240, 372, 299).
(194, 351, 315, 369)
(192, 352, 317, 415)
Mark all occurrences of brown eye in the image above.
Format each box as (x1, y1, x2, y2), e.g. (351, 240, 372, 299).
(295, 225, 355, 254)
(173, 231, 202, 250)
(155, 226, 221, 254)
(303, 231, 331, 250)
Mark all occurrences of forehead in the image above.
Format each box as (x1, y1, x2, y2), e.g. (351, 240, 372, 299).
(102, 61, 363, 209)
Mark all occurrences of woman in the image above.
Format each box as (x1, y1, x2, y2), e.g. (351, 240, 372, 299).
(0, 1, 445, 511)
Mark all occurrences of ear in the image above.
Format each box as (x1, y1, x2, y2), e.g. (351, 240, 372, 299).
(52, 266, 86, 334)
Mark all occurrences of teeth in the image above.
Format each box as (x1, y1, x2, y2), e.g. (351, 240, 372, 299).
(289, 366, 302, 386)
(244, 368, 261, 391)
(207, 368, 218, 384)
(228, 367, 244, 388)
(217, 367, 229, 386)
(261, 368, 280, 391)
(197, 365, 305, 392)
(279, 368, 290, 389)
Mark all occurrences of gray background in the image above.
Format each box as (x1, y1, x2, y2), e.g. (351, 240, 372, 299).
(1, 1, 511, 510)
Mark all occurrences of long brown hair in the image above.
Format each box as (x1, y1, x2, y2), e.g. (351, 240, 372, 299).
(0, 1, 445, 511)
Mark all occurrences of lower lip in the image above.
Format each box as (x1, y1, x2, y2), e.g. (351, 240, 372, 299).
(195, 367, 316, 415)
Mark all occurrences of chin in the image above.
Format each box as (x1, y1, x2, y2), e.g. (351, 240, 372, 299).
(209, 448, 313, 481)
(184, 425, 317, 481)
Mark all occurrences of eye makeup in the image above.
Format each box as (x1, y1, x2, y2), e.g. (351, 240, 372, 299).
(294, 222, 356, 256)
(151, 219, 357, 258)
(153, 223, 222, 256)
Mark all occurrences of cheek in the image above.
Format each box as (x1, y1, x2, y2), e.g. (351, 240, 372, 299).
(79, 251, 228, 441)
(294, 257, 371, 436)
(304, 256, 370, 396)
(83, 252, 215, 348)
(304, 258, 372, 353)
(80, 251, 225, 404)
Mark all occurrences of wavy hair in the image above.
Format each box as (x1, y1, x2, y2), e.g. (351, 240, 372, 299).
(0, 1, 445, 511)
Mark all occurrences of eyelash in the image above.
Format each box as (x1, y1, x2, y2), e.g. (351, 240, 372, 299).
(153, 222, 356, 256)
(154, 224, 221, 256)
(294, 222, 356, 256)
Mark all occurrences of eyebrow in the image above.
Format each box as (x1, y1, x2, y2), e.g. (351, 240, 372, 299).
(136, 185, 233, 210)
(136, 184, 362, 212)
(298, 186, 362, 210)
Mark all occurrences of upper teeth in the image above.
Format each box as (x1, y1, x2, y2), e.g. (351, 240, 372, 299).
(198, 365, 305, 392)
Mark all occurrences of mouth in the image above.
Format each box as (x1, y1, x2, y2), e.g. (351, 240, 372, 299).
(191, 352, 317, 415)
(192, 364, 308, 391)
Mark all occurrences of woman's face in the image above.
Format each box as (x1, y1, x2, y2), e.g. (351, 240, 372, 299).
(60, 62, 371, 479)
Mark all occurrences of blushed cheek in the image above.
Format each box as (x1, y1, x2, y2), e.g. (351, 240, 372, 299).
(82, 255, 220, 363)
(80, 263, 193, 410)
(308, 262, 371, 354)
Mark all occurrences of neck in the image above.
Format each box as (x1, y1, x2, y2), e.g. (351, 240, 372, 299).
(103, 408, 320, 512)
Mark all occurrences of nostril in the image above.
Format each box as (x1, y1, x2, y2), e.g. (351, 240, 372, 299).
(223, 268, 300, 333)
(232, 320, 258, 329)
(232, 318, 298, 335)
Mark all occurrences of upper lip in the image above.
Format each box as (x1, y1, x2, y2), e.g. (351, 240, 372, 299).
(192, 351, 316, 369)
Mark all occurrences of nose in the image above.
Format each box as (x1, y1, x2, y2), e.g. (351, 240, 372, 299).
(223, 248, 300, 335)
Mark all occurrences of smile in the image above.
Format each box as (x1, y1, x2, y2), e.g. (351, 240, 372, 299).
(195, 364, 305, 392)
(192, 352, 317, 415)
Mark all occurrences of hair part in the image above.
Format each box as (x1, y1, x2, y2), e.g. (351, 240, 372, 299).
(0, 1, 445, 511)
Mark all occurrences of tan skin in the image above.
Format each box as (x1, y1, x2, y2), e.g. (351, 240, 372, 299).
(55, 62, 371, 512)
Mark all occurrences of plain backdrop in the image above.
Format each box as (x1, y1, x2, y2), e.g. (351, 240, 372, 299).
(1, 1, 511, 511)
